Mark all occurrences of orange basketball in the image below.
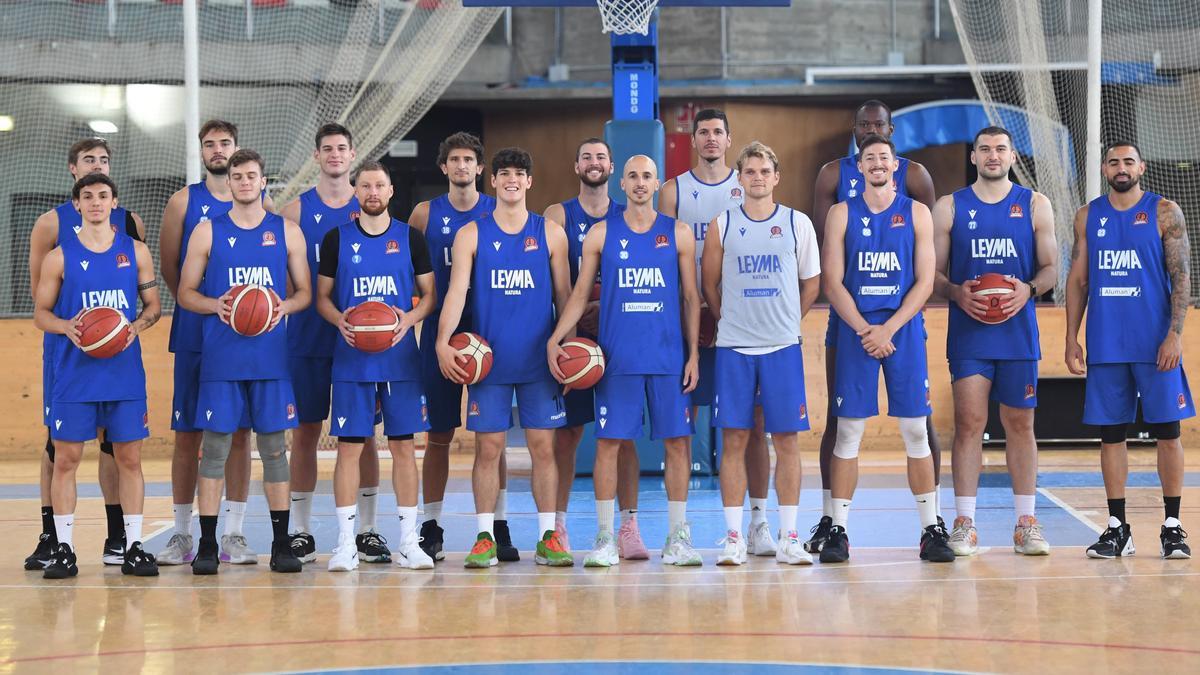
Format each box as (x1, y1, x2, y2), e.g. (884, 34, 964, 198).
(77, 306, 130, 359)
(447, 332, 493, 385)
(228, 284, 277, 336)
(974, 273, 1017, 325)
(699, 306, 717, 347)
(558, 337, 606, 390)
(346, 301, 399, 353)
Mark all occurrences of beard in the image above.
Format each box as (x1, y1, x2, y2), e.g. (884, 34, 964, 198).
(1109, 174, 1139, 193)
(205, 161, 228, 176)
(360, 201, 388, 217)
(580, 170, 609, 188)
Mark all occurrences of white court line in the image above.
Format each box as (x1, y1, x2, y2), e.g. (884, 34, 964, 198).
(139, 521, 175, 546)
(352, 558, 925, 577)
(287, 660, 983, 675)
(1038, 487, 1104, 534)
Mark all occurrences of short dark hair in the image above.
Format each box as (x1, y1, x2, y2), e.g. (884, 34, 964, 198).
(437, 131, 485, 167)
(491, 147, 533, 176)
(228, 148, 265, 173)
(1104, 140, 1143, 161)
(68, 138, 113, 166)
(353, 160, 391, 184)
(973, 125, 1013, 148)
(72, 173, 117, 200)
(576, 137, 611, 159)
(693, 108, 729, 135)
(856, 99, 893, 124)
(199, 119, 238, 144)
(856, 133, 896, 160)
(315, 122, 353, 150)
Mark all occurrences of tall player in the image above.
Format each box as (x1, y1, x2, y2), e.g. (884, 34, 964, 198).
(547, 154, 700, 568)
(932, 126, 1057, 557)
(807, 100, 940, 553)
(1066, 142, 1193, 559)
(819, 134, 953, 564)
(34, 173, 161, 578)
(177, 149, 310, 574)
(542, 138, 648, 558)
(26, 138, 146, 570)
(436, 148, 574, 568)
(702, 142, 821, 565)
(158, 119, 259, 566)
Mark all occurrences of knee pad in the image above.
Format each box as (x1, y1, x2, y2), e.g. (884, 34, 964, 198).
(1099, 424, 1128, 444)
(1150, 421, 1181, 441)
(257, 431, 290, 483)
(833, 417, 865, 460)
(898, 416, 931, 459)
(198, 431, 233, 479)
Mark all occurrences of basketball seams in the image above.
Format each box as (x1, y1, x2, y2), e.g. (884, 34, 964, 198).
(229, 284, 274, 337)
(78, 307, 129, 355)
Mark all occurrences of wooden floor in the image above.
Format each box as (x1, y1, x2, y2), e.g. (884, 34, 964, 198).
(1, 447, 1197, 674)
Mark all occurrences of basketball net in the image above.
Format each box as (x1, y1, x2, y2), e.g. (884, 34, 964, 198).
(596, 0, 658, 35)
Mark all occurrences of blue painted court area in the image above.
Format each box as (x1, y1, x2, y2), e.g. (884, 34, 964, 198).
(314, 662, 959, 675)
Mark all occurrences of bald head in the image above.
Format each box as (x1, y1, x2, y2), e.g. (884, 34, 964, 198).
(623, 154, 658, 177)
(620, 154, 661, 206)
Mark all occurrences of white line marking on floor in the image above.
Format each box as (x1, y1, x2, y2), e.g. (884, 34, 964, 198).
(140, 520, 175, 545)
(1038, 487, 1104, 534)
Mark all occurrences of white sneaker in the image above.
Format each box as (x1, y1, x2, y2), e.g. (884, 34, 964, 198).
(157, 532, 194, 565)
(716, 530, 748, 566)
(1013, 515, 1051, 555)
(394, 530, 435, 570)
(775, 530, 813, 565)
(584, 531, 619, 568)
(746, 520, 778, 556)
(328, 533, 359, 572)
(948, 516, 979, 557)
(661, 522, 703, 566)
(220, 534, 258, 564)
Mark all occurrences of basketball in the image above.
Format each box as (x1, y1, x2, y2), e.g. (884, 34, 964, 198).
(346, 301, 399, 353)
(557, 337, 606, 390)
(973, 273, 1017, 325)
(228, 284, 276, 337)
(447, 332, 493, 384)
(76, 306, 130, 359)
(699, 306, 717, 347)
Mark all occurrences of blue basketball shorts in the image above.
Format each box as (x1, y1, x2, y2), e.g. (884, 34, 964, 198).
(594, 373, 693, 440)
(466, 378, 567, 433)
(714, 344, 810, 432)
(331, 380, 430, 437)
(196, 379, 298, 434)
(949, 359, 1039, 409)
(288, 356, 332, 424)
(50, 398, 149, 443)
(834, 310, 931, 419)
(1084, 362, 1196, 425)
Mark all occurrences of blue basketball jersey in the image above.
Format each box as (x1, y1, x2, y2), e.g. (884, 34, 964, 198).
(1086, 191, 1170, 364)
(200, 213, 290, 381)
(598, 212, 684, 376)
(837, 155, 911, 202)
(842, 194, 916, 313)
(169, 182, 235, 354)
(947, 185, 1040, 360)
(426, 192, 496, 311)
(289, 188, 359, 358)
(471, 213, 555, 384)
(562, 197, 626, 284)
(332, 218, 420, 383)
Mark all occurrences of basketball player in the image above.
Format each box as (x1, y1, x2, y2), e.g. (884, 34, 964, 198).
(177, 149, 310, 574)
(1066, 141, 1192, 559)
(26, 138, 146, 570)
(436, 147, 573, 568)
(660, 109, 776, 555)
(819, 134, 953, 564)
(806, 100, 940, 553)
(408, 132, 507, 562)
(543, 138, 647, 559)
(34, 173, 161, 578)
(317, 162, 437, 571)
(932, 126, 1057, 556)
(702, 142, 821, 565)
(547, 154, 700, 567)
(158, 119, 260, 566)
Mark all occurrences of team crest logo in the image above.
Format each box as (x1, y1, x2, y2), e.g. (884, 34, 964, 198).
(524, 236, 539, 252)
(1134, 211, 1149, 225)
(287, 403, 296, 420)
(730, 187, 743, 199)
(350, 211, 360, 220)
(655, 234, 670, 248)
(1024, 384, 1036, 400)
(798, 404, 807, 420)
(890, 214, 906, 228)
(385, 240, 400, 254)
(115, 253, 131, 268)
(770, 225, 783, 238)
(1179, 394, 1187, 409)
(262, 231, 277, 246)
(468, 401, 481, 416)
(1009, 204, 1023, 218)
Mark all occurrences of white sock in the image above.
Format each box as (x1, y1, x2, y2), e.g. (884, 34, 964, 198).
(477, 512, 495, 537)
(596, 499, 615, 535)
(822, 489, 833, 518)
(123, 514, 143, 545)
(667, 501, 687, 530)
(54, 514, 74, 549)
(495, 489, 508, 520)
(289, 491, 314, 534)
(173, 503, 193, 537)
(956, 496, 977, 522)
(831, 498, 852, 528)
(222, 500, 247, 536)
(398, 505, 418, 542)
(357, 489, 378, 533)
(723, 506, 743, 534)
(424, 500, 443, 524)
(537, 511, 555, 536)
(749, 497, 768, 525)
(1165, 516, 1182, 528)
(779, 504, 798, 534)
(1014, 493, 1036, 519)
(915, 491, 938, 529)
(555, 510, 567, 529)
(336, 505, 356, 540)
(621, 508, 638, 525)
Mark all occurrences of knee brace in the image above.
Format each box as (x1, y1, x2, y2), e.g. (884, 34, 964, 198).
(1150, 421, 1182, 441)
(257, 431, 290, 483)
(898, 416, 931, 459)
(833, 417, 866, 460)
(1099, 424, 1128, 444)
(198, 431, 233, 479)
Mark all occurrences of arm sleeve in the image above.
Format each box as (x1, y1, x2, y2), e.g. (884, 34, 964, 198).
(793, 210, 821, 280)
(409, 226, 433, 275)
(318, 228, 340, 278)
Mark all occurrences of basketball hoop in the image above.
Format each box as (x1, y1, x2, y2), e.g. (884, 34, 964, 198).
(596, 0, 658, 35)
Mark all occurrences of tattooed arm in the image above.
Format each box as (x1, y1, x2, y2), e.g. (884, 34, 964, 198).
(1064, 205, 1089, 375)
(1157, 198, 1190, 371)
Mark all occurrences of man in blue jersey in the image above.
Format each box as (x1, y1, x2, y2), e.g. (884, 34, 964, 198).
(178, 149, 311, 574)
(26, 138, 147, 570)
(702, 142, 822, 566)
(548, 154, 701, 568)
(932, 126, 1058, 557)
(819, 134, 953, 564)
(158, 119, 260, 566)
(34, 173, 162, 579)
(436, 147, 574, 568)
(316, 162, 437, 571)
(806, 100, 941, 553)
(543, 138, 647, 559)
(1066, 142, 1193, 560)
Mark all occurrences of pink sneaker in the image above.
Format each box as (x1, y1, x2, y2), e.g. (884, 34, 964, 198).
(617, 518, 649, 560)
(555, 520, 570, 553)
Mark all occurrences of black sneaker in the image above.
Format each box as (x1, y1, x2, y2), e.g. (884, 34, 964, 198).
(804, 516, 833, 554)
(419, 520, 445, 562)
(43, 542, 79, 580)
(122, 542, 160, 577)
(270, 540, 303, 573)
(356, 530, 391, 563)
(191, 537, 220, 575)
(25, 533, 56, 571)
(919, 524, 955, 563)
(102, 536, 126, 566)
(494, 519, 520, 562)
(819, 525, 850, 563)
(937, 515, 947, 530)
(1087, 521, 1135, 559)
(1161, 522, 1191, 559)
(289, 532, 317, 563)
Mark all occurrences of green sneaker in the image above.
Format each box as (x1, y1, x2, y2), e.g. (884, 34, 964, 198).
(464, 532, 498, 568)
(535, 529, 574, 567)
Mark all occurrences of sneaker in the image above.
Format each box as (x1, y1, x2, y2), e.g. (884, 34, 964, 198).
(535, 529, 574, 567)
(746, 520, 778, 556)
(157, 533, 195, 566)
(43, 542, 78, 580)
(555, 520, 571, 553)
(220, 534, 258, 564)
(288, 532, 317, 564)
(776, 530, 814, 565)
(419, 520, 445, 562)
(1086, 518, 1135, 559)
(584, 531, 619, 568)
(716, 530, 748, 566)
(804, 516, 833, 554)
(191, 537, 220, 575)
(102, 536, 126, 566)
(270, 540, 303, 573)
(121, 542, 159, 577)
(356, 530, 392, 563)
(465, 532, 498, 568)
(24, 533, 56, 571)
(948, 516, 979, 557)
(1013, 515, 1051, 556)
(662, 522, 703, 566)
(920, 524, 956, 563)
(617, 518, 649, 560)
(494, 520, 520, 562)
(328, 533, 359, 572)
(394, 529, 435, 570)
(819, 526, 850, 563)
(1161, 520, 1191, 559)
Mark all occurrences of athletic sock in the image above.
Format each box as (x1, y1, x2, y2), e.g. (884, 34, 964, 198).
(199, 515, 218, 543)
(270, 510, 290, 544)
(53, 514, 75, 549)
(596, 499, 615, 535)
(289, 491, 313, 534)
(621, 508, 638, 526)
(831, 498, 852, 528)
(1108, 498, 1127, 525)
(749, 498, 768, 525)
(1013, 494, 1036, 519)
(398, 505, 418, 542)
(1165, 495, 1182, 521)
(537, 512, 555, 536)
(915, 491, 938, 529)
(822, 489, 833, 518)
(667, 501, 687, 530)
(955, 496, 977, 522)
(495, 489, 509, 520)
(173, 503, 193, 537)
(123, 514, 143, 545)
(424, 500, 443, 524)
(779, 504, 798, 534)
(723, 506, 743, 534)
(41, 506, 55, 537)
(357, 489, 378, 533)
(335, 505, 356, 540)
(222, 500, 247, 536)
(105, 503, 124, 540)
(477, 512, 495, 537)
